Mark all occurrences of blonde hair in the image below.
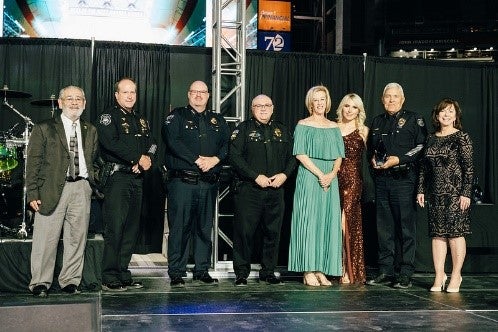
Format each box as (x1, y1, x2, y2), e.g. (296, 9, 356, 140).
(336, 93, 367, 139)
(305, 85, 332, 115)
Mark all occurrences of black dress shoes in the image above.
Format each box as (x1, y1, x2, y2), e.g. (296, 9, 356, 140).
(234, 277, 248, 286)
(102, 282, 127, 292)
(32, 285, 48, 297)
(170, 276, 185, 287)
(122, 280, 144, 289)
(193, 272, 219, 284)
(393, 275, 412, 289)
(61, 284, 80, 294)
(259, 274, 283, 285)
(365, 273, 392, 286)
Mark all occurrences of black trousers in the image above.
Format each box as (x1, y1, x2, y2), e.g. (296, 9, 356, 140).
(166, 178, 218, 278)
(374, 171, 417, 278)
(101, 172, 143, 284)
(232, 182, 285, 279)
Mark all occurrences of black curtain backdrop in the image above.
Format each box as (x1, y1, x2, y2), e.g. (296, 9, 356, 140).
(1, 39, 497, 268)
(92, 41, 171, 253)
(364, 57, 497, 205)
(0, 38, 92, 129)
(246, 51, 365, 127)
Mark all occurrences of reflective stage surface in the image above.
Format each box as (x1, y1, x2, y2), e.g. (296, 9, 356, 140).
(1, 268, 498, 331)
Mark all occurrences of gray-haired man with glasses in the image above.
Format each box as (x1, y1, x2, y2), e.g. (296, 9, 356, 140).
(229, 94, 297, 286)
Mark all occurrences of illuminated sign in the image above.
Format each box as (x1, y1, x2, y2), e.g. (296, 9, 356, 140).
(257, 31, 291, 51)
(258, 0, 291, 32)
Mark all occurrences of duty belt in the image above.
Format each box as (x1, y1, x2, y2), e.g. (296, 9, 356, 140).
(375, 163, 413, 178)
(170, 169, 219, 184)
(111, 163, 133, 174)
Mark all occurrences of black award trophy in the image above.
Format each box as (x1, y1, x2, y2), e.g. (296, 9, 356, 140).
(374, 139, 388, 166)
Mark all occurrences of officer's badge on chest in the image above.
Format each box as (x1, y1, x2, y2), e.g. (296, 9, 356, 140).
(397, 118, 406, 128)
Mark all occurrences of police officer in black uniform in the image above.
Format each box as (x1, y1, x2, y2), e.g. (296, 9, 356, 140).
(97, 77, 157, 291)
(229, 94, 296, 286)
(366, 82, 427, 288)
(162, 80, 230, 287)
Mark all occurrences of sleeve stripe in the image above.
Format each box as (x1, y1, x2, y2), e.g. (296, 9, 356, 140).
(405, 144, 424, 157)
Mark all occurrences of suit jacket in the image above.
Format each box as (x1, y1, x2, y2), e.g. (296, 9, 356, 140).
(26, 114, 99, 215)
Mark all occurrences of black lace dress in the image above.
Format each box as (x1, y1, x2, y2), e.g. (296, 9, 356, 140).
(417, 131, 474, 237)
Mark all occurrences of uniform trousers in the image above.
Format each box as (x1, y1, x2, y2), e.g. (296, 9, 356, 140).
(166, 177, 217, 278)
(233, 183, 285, 279)
(101, 172, 143, 284)
(29, 180, 92, 291)
(374, 171, 417, 278)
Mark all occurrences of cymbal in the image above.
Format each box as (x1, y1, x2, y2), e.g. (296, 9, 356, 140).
(0, 86, 32, 98)
(31, 97, 58, 107)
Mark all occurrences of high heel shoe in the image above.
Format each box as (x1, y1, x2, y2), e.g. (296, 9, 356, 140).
(446, 277, 462, 293)
(430, 274, 447, 292)
(340, 273, 350, 284)
(303, 272, 320, 287)
(314, 272, 332, 286)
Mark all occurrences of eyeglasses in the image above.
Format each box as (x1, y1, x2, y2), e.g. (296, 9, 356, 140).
(189, 90, 209, 95)
(252, 104, 273, 109)
(63, 96, 85, 102)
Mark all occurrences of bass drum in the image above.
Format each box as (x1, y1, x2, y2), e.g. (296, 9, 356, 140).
(0, 182, 24, 237)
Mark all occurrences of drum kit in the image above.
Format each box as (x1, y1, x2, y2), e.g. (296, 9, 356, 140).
(1, 85, 58, 238)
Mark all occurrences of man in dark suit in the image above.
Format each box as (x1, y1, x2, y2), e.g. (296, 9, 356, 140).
(26, 85, 98, 297)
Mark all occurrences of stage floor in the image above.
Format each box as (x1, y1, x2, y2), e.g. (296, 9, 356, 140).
(1, 267, 498, 331)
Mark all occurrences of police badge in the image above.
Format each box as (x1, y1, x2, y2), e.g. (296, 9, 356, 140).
(274, 128, 282, 137)
(397, 118, 406, 128)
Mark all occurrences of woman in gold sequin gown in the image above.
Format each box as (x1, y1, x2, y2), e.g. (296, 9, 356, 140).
(336, 94, 369, 284)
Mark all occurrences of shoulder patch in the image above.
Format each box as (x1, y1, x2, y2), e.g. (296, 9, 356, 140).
(165, 114, 175, 125)
(100, 114, 112, 126)
(230, 129, 239, 140)
(417, 118, 425, 127)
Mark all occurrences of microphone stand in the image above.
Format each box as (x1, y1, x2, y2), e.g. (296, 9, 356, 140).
(2, 98, 33, 239)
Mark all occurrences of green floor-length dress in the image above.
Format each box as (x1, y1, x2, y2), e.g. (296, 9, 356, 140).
(288, 124, 345, 276)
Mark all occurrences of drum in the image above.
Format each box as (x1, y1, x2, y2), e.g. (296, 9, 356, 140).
(0, 183, 25, 237)
(0, 135, 24, 184)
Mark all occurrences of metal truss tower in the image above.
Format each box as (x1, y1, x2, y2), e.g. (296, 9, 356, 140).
(211, 0, 246, 271)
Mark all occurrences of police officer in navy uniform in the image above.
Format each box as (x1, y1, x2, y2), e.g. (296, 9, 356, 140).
(229, 94, 297, 286)
(97, 77, 157, 291)
(162, 80, 230, 287)
(366, 82, 427, 289)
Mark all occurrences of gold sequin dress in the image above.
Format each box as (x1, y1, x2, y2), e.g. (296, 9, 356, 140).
(338, 129, 366, 283)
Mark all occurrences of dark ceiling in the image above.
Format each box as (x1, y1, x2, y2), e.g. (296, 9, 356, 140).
(291, 0, 498, 56)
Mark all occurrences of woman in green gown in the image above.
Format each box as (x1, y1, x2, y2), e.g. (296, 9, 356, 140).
(288, 85, 345, 286)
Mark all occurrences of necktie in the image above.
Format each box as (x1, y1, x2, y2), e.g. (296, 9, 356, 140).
(69, 122, 79, 178)
(263, 125, 273, 170)
(198, 113, 207, 154)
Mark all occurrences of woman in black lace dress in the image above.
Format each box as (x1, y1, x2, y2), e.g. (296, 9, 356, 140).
(417, 98, 473, 293)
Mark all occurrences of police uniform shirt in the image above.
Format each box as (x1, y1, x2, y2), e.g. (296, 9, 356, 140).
(368, 109, 427, 166)
(162, 105, 230, 174)
(97, 105, 157, 164)
(229, 117, 296, 181)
